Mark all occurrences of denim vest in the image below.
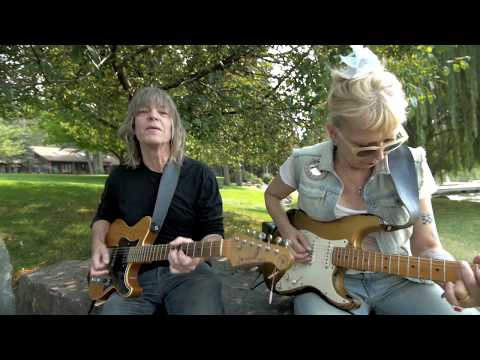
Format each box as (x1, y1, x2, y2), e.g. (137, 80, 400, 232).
(292, 139, 429, 258)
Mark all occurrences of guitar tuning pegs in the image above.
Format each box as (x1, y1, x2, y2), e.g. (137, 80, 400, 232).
(259, 232, 267, 241)
(275, 236, 282, 244)
(283, 239, 290, 247)
(267, 234, 273, 243)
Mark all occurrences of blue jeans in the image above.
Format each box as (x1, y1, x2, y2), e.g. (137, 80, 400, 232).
(294, 272, 480, 315)
(99, 262, 224, 315)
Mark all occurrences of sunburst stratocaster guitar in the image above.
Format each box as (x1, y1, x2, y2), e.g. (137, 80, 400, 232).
(88, 216, 293, 302)
(263, 209, 480, 310)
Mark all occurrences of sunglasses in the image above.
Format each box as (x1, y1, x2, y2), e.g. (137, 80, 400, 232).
(336, 126, 409, 159)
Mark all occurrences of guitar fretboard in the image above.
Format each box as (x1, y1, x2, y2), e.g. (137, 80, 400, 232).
(110, 239, 224, 264)
(332, 247, 479, 282)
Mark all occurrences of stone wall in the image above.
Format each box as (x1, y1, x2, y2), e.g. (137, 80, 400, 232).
(14, 259, 293, 315)
(14, 260, 92, 315)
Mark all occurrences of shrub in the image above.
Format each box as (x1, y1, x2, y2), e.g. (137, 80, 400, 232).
(242, 171, 263, 186)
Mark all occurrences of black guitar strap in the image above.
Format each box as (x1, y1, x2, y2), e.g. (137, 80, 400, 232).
(387, 144, 420, 230)
(150, 161, 181, 233)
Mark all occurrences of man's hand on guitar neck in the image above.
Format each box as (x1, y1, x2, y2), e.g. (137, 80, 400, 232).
(168, 236, 204, 274)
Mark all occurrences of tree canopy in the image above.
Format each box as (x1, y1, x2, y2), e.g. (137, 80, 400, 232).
(1, 45, 479, 177)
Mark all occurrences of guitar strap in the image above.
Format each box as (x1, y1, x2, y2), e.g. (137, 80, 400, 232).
(150, 160, 181, 233)
(387, 144, 420, 230)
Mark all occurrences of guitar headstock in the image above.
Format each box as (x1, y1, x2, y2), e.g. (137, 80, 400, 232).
(223, 231, 293, 271)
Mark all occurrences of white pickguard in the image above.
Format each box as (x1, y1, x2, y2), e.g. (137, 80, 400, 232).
(275, 229, 351, 306)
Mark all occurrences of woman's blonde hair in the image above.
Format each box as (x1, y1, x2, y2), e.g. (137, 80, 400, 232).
(327, 68, 408, 134)
(118, 87, 186, 168)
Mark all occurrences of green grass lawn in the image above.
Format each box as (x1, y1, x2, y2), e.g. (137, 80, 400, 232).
(0, 174, 106, 272)
(430, 198, 480, 261)
(0, 173, 479, 273)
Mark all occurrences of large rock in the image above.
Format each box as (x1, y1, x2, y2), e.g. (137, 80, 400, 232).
(14, 259, 293, 315)
(0, 238, 15, 314)
(15, 260, 92, 315)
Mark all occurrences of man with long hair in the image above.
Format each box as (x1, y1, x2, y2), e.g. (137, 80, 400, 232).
(89, 87, 224, 314)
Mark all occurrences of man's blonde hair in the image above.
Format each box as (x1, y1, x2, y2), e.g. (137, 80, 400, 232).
(118, 87, 186, 168)
(327, 68, 408, 134)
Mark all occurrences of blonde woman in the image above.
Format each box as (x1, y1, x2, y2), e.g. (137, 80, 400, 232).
(90, 87, 224, 314)
(265, 46, 479, 315)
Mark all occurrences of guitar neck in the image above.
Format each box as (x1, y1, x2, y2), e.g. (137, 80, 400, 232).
(113, 239, 225, 264)
(332, 247, 478, 282)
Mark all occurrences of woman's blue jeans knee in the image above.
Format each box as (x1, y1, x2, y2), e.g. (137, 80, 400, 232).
(294, 272, 480, 315)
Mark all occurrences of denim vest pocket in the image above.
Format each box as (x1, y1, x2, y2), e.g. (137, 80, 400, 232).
(297, 182, 331, 220)
(298, 182, 326, 198)
(375, 196, 409, 226)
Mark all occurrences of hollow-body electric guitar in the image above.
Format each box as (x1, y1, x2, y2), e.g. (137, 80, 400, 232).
(263, 209, 479, 310)
(88, 216, 293, 302)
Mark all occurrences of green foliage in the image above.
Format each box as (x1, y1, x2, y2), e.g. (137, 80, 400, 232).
(0, 117, 45, 161)
(242, 170, 263, 185)
(0, 120, 24, 158)
(416, 46, 480, 176)
(1, 45, 480, 177)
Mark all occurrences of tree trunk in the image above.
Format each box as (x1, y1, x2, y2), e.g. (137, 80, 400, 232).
(234, 164, 243, 186)
(93, 152, 104, 174)
(223, 164, 231, 186)
(85, 151, 104, 174)
(85, 152, 94, 174)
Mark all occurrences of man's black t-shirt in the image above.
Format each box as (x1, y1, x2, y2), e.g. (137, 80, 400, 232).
(92, 157, 224, 244)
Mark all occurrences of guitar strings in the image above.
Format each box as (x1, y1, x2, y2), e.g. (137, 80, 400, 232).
(109, 243, 225, 255)
(332, 247, 462, 280)
(334, 248, 460, 266)
(108, 240, 279, 256)
(333, 247, 459, 266)
(108, 241, 284, 263)
(108, 244, 226, 266)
